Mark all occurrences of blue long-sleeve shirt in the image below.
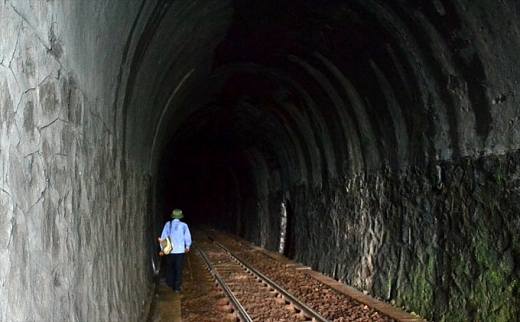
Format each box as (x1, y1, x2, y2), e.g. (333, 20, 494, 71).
(160, 219, 192, 254)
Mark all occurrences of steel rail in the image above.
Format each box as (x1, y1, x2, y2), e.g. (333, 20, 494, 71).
(193, 242, 253, 322)
(212, 240, 330, 322)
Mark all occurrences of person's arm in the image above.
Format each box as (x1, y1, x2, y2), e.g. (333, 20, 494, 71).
(184, 225, 192, 253)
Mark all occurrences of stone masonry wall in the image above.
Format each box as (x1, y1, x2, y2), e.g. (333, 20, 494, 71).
(290, 150, 520, 321)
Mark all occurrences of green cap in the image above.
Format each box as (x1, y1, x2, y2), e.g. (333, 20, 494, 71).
(171, 209, 184, 219)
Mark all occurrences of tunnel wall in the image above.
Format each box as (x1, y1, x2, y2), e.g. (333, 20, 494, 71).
(231, 1, 520, 321)
(1, 1, 155, 320)
(285, 151, 520, 321)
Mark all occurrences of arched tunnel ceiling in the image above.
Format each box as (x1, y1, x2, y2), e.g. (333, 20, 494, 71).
(4, 1, 520, 320)
(124, 0, 520, 222)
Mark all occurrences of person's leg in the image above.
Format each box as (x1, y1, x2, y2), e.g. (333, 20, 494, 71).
(164, 255, 175, 289)
(172, 253, 185, 291)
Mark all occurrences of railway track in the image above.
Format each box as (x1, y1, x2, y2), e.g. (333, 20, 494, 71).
(153, 229, 413, 321)
(197, 230, 397, 321)
(195, 238, 329, 321)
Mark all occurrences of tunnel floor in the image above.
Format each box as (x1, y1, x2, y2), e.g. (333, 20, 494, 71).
(147, 229, 424, 321)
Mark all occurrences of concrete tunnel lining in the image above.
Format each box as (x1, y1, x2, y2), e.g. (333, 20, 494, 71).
(1, 0, 520, 321)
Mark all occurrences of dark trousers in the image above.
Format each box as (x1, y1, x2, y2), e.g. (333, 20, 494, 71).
(165, 253, 185, 291)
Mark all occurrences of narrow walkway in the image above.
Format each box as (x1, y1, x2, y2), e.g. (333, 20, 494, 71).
(149, 276, 182, 322)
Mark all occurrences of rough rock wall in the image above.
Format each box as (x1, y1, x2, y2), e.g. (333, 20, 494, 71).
(0, 2, 154, 320)
(232, 1, 520, 320)
(286, 150, 520, 321)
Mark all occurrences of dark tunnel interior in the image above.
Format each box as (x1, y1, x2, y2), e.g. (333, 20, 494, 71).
(3, 0, 520, 320)
(156, 0, 412, 226)
(122, 0, 520, 319)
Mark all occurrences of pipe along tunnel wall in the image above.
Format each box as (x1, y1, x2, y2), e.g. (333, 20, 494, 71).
(1, 0, 520, 321)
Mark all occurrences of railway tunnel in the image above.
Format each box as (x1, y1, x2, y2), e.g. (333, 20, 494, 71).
(1, 0, 520, 321)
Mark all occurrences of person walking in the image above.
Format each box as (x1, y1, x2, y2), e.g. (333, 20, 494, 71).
(158, 209, 192, 293)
